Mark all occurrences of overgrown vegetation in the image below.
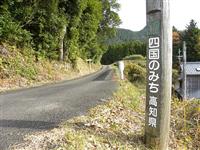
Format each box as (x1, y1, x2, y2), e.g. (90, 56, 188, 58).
(124, 62, 146, 84)
(0, 43, 100, 92)
(0, 44, 37, 80)
(0, 0, 121, 62)
(170, 98, 200, 149)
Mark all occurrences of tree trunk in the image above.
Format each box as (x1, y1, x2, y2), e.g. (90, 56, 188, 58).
(59, 25, 67, 61)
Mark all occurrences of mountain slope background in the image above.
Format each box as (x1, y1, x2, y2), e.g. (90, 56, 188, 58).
(106, 27, 147, 45)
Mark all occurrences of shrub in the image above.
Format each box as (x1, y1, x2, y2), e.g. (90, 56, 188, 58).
(124, 63, 146, 83)
(0, 13, 32, 47)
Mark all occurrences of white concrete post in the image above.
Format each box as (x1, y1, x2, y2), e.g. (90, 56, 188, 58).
(118, 60, 125, 80)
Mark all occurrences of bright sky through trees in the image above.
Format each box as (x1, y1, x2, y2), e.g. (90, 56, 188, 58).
(118, 0, 200, 31)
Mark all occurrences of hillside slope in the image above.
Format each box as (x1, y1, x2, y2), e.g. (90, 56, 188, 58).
(0, 44, 100, 92)
(107, 27, 147, 45)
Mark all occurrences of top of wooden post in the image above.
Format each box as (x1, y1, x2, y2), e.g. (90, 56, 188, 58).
(147, 0, 161, 14)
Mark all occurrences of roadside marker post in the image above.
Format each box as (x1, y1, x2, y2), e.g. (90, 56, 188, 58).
(145, 0, 172, 149)
(118, 60, 125, 80)
(86, 59, 92, 71)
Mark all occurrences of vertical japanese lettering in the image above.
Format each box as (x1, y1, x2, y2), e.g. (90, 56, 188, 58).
(148, 37, 160, 128)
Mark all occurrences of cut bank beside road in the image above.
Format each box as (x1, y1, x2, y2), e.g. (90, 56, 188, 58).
(0, 44, 100, 92)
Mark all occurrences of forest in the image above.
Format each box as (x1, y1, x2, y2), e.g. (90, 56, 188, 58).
(0, 0, 121, 63)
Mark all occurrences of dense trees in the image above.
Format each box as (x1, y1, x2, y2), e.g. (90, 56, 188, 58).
(101, 40, 146, 65)
(182, 20, 200, 61)
(172, 20, 200, 65)
(101, 27, 147, 65)
(99, 0, 121, 38)
(0, 0, 121, 63)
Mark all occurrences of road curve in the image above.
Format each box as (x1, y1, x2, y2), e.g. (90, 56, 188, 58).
(0, 66, 117, 150)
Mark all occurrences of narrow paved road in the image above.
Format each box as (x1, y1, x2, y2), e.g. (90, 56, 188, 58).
(0, 66, 117, 150)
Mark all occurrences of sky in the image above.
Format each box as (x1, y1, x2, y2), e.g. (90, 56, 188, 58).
(118, 0, 200, 31)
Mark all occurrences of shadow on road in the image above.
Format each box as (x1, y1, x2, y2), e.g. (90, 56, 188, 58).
(93, 69, 113, 81)
(0, 119, 57, 129)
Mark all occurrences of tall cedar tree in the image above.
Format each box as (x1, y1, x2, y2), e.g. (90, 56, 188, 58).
(183, 20, 200, 61)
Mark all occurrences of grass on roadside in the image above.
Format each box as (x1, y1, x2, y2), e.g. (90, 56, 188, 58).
(66, 81, 146, 149)
(169, 98, 200, 150)
(0, 43, 100, 92)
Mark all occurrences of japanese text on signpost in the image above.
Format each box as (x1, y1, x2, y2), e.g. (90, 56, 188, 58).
(148, 37, 160, 128)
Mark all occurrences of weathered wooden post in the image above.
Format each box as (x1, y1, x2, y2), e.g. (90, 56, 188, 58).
(182, 41, 187, 100)
(145, 0, 172, 149)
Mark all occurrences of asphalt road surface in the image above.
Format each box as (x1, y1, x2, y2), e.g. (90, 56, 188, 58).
(0, 66, 117, 150)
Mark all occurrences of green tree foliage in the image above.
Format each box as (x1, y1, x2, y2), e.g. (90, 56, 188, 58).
(101, 40, 146, 65)
(58, 0, 104, 62)
(0, 13, 32, 47)
(30, 0, 66, 59)
(0, 0, 121, 62)
(99, 0, 121, 38)
(0, 0, 66, 59)
(183, 20, 200, 61)
(0, 0, 32, 47)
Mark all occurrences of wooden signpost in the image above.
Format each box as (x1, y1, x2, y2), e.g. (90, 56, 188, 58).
(145, 0, 172, 149)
